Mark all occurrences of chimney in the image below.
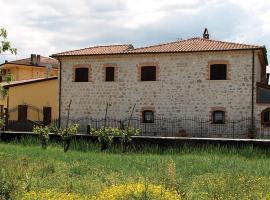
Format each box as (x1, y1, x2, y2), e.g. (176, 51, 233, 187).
(30, 54, 37, 65)
(36, 55, 41, 66)
(203, 28, 209, 39)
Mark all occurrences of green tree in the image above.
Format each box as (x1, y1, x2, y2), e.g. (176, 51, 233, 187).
(0, 28, 17, 55)
(0, 28, 16, 132)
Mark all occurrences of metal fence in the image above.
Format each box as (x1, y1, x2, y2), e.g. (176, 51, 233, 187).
(56, 117, 260, 139)
(6, 116, 270, 139)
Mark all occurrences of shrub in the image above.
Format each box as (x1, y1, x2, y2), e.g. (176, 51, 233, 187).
(91, 127, 139, 151)
(33, 125, 50, 149)
(119, 127, 139, 152)
(91, 127, 120, 151)
(58, 123, 79, 152)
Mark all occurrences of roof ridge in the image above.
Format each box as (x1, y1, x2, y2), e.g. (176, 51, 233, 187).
(128, 38, 198, 52)
(198, 37, 263, 48)
(7, 55, 56, 63)
(53, 44, 133, 56)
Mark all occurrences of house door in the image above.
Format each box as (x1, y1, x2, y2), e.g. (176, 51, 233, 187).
(18, 105, 28, 121)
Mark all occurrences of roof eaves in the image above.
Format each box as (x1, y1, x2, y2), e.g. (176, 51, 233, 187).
(3, 76, 58, 88)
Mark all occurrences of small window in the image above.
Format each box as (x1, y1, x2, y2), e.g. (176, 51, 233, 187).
(141, 66, 156, 81)
(105, 67, 115, 81)
(261, 108, 270, 126)
(75, 68, 88, 82)
(212, 110, 225, 124)
(210, 64, 227, 80)
(142, 110, 154, 123)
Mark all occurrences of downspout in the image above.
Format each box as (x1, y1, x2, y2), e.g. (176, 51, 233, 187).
(251, 50, 255, 138)
(58, 59, 62, 128)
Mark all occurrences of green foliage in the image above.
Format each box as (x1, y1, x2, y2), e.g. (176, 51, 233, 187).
(0, 28, 17, 55)
(5, 74, 13, 83)
(33, 125, 50, 149)
(0, 169, 17, 200)
(57, 123, 79, 152)
(1, 143, 270, 199)
(91, 126, 139, 151)
(0, 73, 14, 103)
(91, 127, 118, 151)
(120, 127, 139, 152)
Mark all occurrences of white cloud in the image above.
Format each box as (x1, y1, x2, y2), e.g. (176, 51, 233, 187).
(0, 0, 270, 65)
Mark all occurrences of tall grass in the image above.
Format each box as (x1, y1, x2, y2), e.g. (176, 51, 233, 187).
(1, 138, 270, 199)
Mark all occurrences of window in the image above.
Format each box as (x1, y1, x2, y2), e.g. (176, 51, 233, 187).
(212, 111, 225, 124)
(75, 68, 88, 82)
(210, 64, 227, 80)
(105, 67, 115, 81)
(142, 110, 154, 123)
(261, 108, 270, 126)
(141, 66, 156, 81)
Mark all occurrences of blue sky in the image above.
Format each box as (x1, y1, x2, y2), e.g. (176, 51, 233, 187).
(0, 0, 270, 70)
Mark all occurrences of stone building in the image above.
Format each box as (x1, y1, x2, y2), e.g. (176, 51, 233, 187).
(52, 30, 270, 137)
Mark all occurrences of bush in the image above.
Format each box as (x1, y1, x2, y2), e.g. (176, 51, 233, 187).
(33, 125, 50, 149)
(91, 127, 139, 151)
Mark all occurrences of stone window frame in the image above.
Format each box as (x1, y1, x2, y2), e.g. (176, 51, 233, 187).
(72, 64, 92, 82)
(102, 63, 119, 82)
(137, 62, 160, 81)
(261, 107, 270, 127)
(256, 82, 270, 104)
(207, 60, 231, 80)
(140, 106, 155, 123)
(209, 107, 226, 124)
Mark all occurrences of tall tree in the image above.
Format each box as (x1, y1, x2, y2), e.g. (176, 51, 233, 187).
(0, 28, 17, 55)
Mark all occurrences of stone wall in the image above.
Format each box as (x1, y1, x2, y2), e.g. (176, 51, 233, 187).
(60, 50, 265, 123)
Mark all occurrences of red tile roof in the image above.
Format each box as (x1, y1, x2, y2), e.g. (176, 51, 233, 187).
(53, 44, 134, 56)
(1, 56, 59, 68)
(52, 38, 265, 57)
(2, 76, 58, 88)
(128, 38, 264, 53)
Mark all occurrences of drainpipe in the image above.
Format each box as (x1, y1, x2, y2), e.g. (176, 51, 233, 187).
(251, 50, 255, 138)
(58, 59, 62, 128)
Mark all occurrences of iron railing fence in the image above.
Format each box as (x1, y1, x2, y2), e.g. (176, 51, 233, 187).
(55, 117, 256, 139)
(5, 117, 270, 139)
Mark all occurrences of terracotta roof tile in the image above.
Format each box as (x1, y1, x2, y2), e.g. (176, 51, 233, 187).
(53, 44, 134, 56)
(3, 56, 59, 68)
(51, 38, 266, 56)
(128, 38, 263, 53)
(2, 76, 57, 88)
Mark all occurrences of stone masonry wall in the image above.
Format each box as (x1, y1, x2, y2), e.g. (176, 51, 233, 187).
(59, 50, 266, 124)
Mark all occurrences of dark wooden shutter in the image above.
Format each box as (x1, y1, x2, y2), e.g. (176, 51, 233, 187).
(75, 68, 89, 82)
(105, 67, 115, 81)
(43, 107, 52, 125)
(141, 66, 156, 81)
(18, 105, 28, 121)
(210, 64, 227, 80)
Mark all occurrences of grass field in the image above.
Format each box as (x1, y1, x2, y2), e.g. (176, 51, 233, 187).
(1, 139, 270, 199)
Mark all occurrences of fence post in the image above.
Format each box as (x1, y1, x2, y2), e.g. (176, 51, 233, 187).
(200, 119, 203, 137)
(232, 121, 235, 138)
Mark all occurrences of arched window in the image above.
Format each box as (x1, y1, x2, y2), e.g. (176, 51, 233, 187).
(261, 108, 270, 126)
(142, 110, 154, 123)
(212, 110, 225, 124)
